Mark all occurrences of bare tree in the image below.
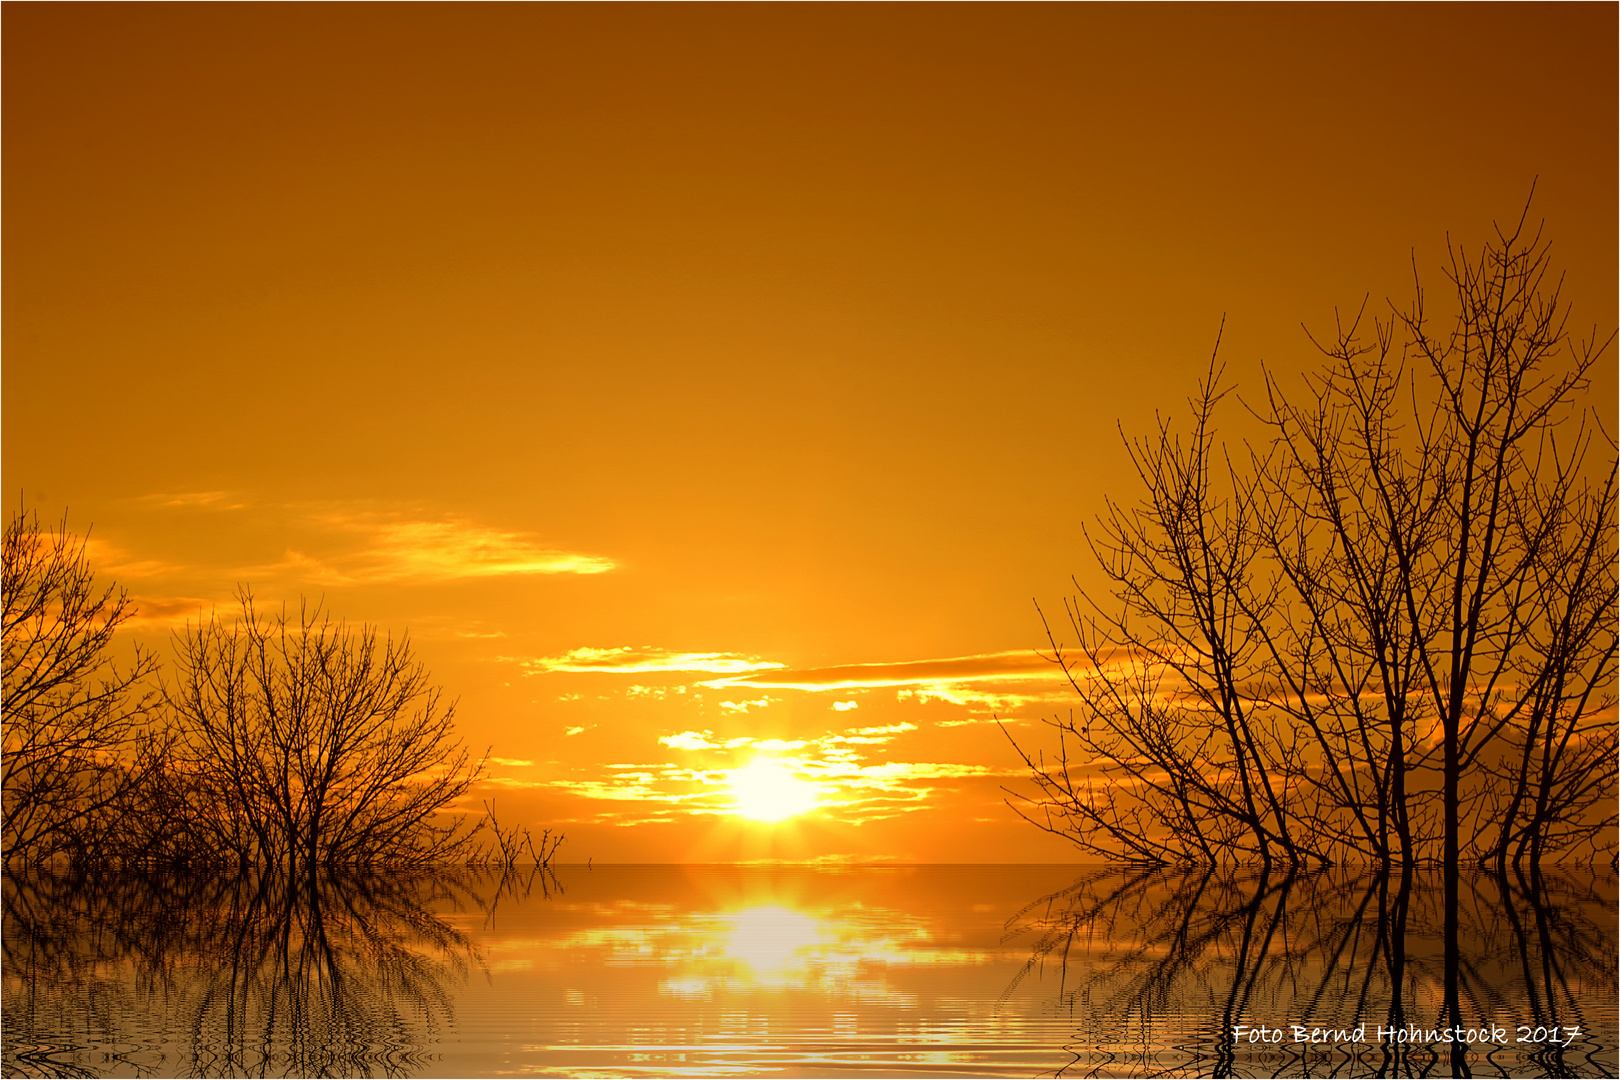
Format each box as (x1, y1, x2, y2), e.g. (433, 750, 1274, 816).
(2, 508, 158, 866)
(1261, 204, 1618, 869)
(162, 590, 486, 869)
(1006, 354, 1315, 868)
(1008, 201, 1617, 868)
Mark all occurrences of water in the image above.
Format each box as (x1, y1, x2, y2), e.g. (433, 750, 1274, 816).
(3, 863, 1614, 1077)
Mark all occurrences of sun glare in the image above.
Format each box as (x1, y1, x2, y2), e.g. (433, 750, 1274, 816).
(728, 759, 819, 821)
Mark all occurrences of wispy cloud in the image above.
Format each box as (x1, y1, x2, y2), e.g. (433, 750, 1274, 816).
(138, 491, 246, 510)
(845, 723, 916, 738)
(895, 686, 1047, 710)
(547, 772, 722, 807)
(278, 514, 615, 584)
(658, 731, 759, 751)
(515, 646, 785, 676)
(657, 721, 917, 758)
(707, 650, 1065, 692)
(660, 731, 721, 751)
(718, 697, 774, 713)
(80, 538, 188, 581)
(121, 594, 219, 629)
(627, 684, 688, 698)
(116, 497, 612, 588)
(506, 643, 1110, 718)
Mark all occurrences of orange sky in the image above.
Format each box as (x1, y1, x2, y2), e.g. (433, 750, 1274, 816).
(5, 4, 1615, 862)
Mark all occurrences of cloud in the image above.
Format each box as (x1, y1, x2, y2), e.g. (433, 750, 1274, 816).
(718, 697, 773, 713)
(658, 721, 917, 758)
(694, 648, 1151, 721)
(359, 519, 614, 579)
(547, 775, 723, 806)
(707, 650, 1067, 692)
(509, 644, 1116, 730)
(247, 548, 346, 585)
(815, 761, 1011, 783)
(138, 491, 245, 510)
(848, 723, 916, 737)
(117, 595, 219, 629)
(79, 538, 187, 581)
(750, 738, 811, 751)
(232, 511, 614, 586)
(896, 686, 1050, 710)
(516, 646, 786, 676)
(314, 515, 615, 583)
(660, 731, 720, 751)
(107, 499, 613, 588)
(483, 776, 566, 790)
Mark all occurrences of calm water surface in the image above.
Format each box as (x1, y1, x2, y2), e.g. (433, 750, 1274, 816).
(3, 863, 1614, 1077)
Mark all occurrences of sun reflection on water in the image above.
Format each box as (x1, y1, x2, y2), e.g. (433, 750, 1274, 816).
(628, 896, 998, 1009)
(723, 905, 823, 977)
(406, 868, 1155, 1075)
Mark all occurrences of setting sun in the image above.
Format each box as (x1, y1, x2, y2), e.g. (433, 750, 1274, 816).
(727, 760, 820, 822)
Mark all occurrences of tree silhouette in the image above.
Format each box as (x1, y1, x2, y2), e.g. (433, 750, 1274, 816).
(160, 590, 486, 870)
(2, 508, 158, 866)
(1007, 201, 1616, 869)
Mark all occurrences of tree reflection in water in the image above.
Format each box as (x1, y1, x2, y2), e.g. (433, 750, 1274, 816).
(1004, 866, 1616, 1078)
(2, 863, 554, 1077)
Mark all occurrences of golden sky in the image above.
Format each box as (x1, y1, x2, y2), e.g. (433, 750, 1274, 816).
(5, 4, 1615, 862)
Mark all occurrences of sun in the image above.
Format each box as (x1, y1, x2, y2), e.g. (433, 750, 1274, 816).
(728, 759, 820, 822)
